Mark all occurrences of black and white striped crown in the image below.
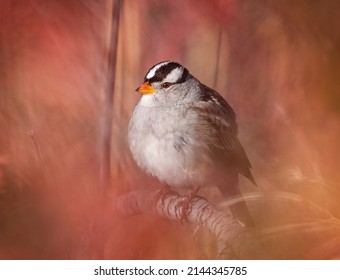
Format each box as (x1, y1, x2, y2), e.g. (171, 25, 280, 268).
(144, 61, 189, 84)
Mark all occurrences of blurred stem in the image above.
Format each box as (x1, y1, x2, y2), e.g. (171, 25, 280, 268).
(28, 129, 43, 164)
(100, 0, 122, 195)
(213, 28, 223, 88)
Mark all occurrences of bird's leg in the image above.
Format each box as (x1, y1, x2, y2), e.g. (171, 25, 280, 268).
(185, 186, 203, 215)
(155, 184, 179, 205)
(176, 186, 202, 222)
(187, 186, 200, 202)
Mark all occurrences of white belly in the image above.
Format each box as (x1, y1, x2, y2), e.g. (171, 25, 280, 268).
(128, 103, 207, 188)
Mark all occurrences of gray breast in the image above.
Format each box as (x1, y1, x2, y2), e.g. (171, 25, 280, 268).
(128, 102, 206, 187)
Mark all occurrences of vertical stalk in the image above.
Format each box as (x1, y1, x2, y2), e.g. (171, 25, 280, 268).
(99, 0, 122, 195)
(213, 28, 223, 89)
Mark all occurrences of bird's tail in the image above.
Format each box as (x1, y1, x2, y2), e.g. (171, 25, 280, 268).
(217, 174, 255, 227)
(228, 198, 255, 227)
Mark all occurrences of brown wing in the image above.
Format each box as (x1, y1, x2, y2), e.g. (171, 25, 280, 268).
(188, 84, 255, 184)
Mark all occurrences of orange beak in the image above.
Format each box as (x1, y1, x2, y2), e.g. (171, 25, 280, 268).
(135, 82, 156, 94)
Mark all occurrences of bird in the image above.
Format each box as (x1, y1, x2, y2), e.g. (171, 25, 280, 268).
(128, 61, 256, 226)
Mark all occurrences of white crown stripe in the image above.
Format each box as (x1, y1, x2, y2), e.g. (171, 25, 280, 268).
(146, 61, 170, 80)
(164, 67, 184, 83)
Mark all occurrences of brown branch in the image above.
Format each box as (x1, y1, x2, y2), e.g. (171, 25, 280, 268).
(111, 190, 271, 259)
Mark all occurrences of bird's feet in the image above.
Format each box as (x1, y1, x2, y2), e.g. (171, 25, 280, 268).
(155, 185, 179, 205)
(176, 186, 202, 223)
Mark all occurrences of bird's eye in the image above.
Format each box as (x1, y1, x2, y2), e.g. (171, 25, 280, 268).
(161, 82, 172, 88)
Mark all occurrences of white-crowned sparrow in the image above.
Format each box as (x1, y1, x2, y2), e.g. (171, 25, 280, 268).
(128, 61, 256, 226)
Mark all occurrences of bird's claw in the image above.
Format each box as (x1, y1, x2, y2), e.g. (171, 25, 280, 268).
(176, 187, 201, 223)
(156, 185, 179, 205)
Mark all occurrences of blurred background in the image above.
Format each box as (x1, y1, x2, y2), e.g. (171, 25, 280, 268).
(0, 0, 340, 259)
